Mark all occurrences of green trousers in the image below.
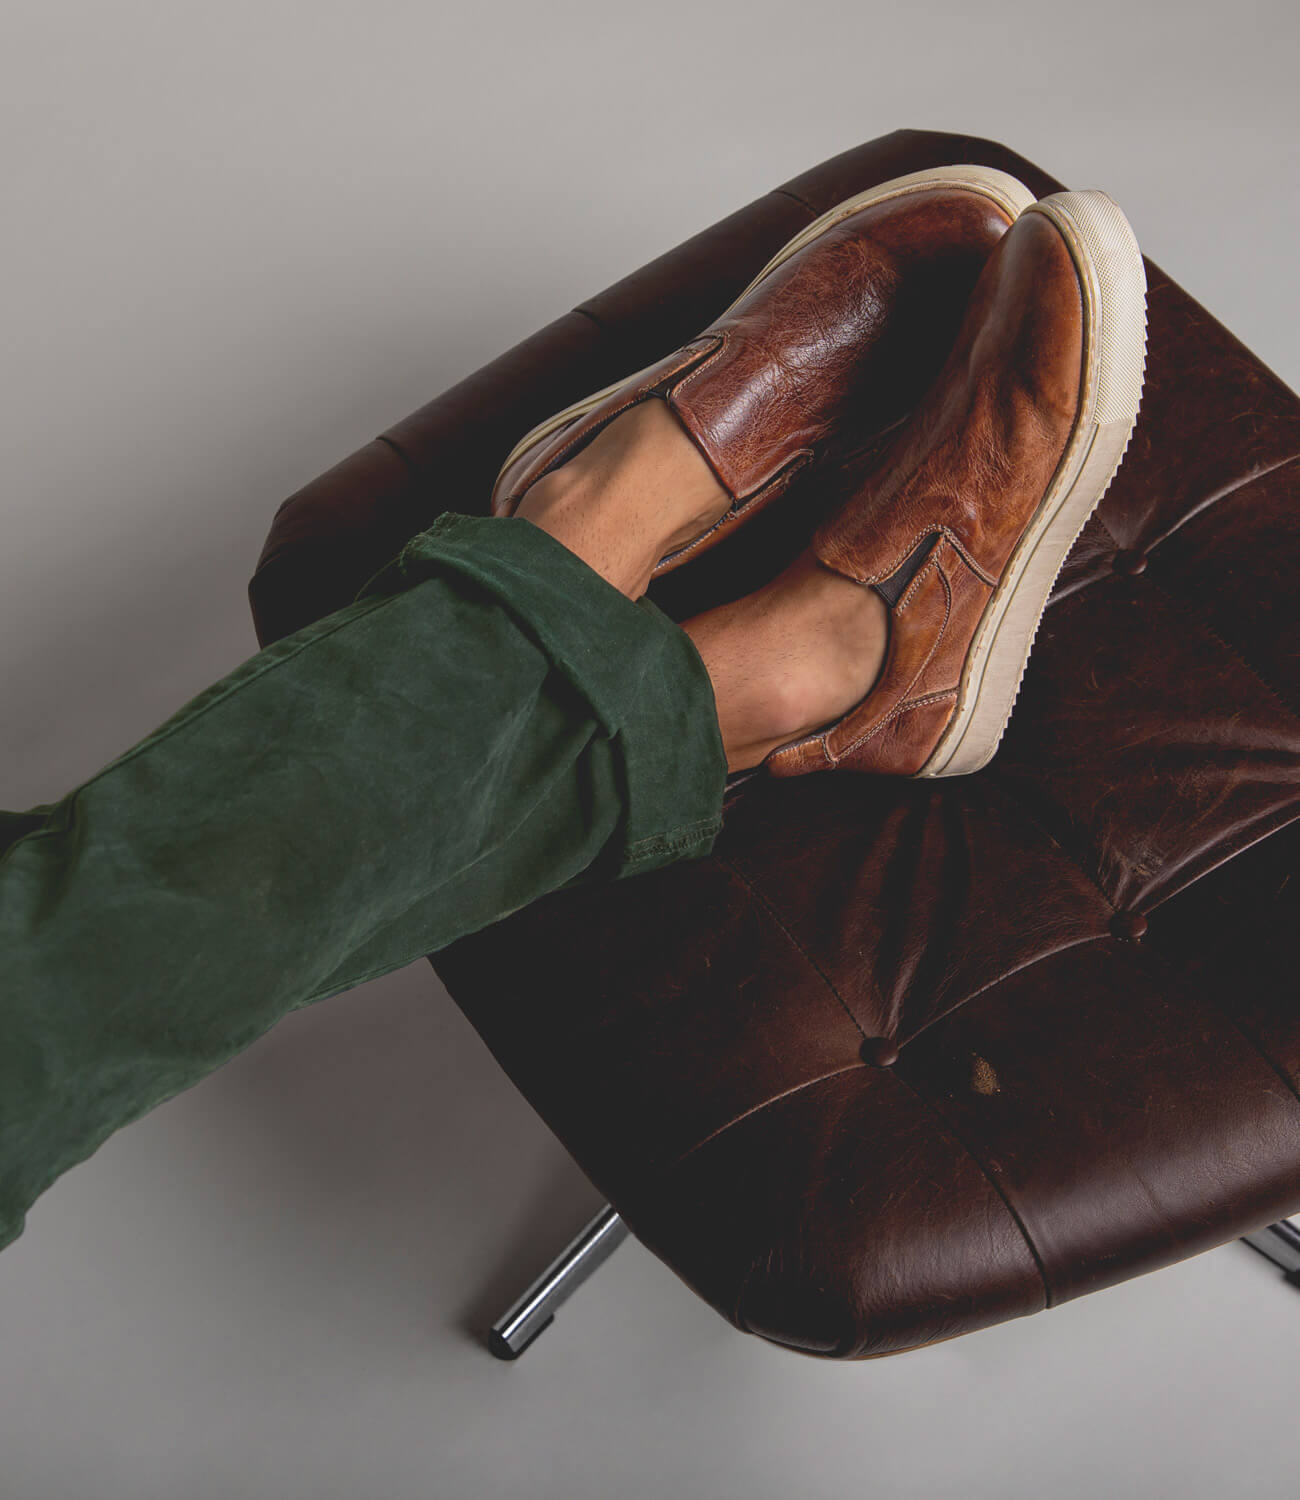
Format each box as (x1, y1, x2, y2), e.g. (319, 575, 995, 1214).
(0, 511, 727, 1254)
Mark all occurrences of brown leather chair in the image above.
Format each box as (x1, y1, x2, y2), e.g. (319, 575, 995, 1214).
(248, 130, 1300, 1361)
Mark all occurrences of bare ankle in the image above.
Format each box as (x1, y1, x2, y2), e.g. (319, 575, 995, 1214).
(684, 555, 889, 772)
(515, 471, 658, 599)
(511, 400, 730, 599)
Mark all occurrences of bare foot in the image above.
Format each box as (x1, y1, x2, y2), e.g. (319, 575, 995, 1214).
(683, 551, 889, 772)
(513, 399, 729, 599)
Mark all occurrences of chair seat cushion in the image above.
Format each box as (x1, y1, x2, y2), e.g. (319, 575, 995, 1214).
(250, 130, 1300, 1358)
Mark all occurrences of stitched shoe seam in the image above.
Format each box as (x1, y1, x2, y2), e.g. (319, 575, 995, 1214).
(842, 522, 998, 589)
(654, 452, 812, 571)
(834, 557, 953, 762)
(504, 338, 722, 505)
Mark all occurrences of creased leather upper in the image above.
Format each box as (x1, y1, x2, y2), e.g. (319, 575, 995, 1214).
(492, 187, 1020, 572)
(663, 190, 1019, 499)
(765, 210, 1086, 777)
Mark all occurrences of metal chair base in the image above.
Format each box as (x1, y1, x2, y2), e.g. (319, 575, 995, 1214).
(488, 1205, 629, 1360)
(1241, 1217, 1300, 1288)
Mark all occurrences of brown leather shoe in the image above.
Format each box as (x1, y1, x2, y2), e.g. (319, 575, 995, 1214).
(491, 166, 1035, 576)
(763, 190, 1148, 779)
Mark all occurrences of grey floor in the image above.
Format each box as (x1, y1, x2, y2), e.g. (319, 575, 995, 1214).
(1, 2, 1296, 1496)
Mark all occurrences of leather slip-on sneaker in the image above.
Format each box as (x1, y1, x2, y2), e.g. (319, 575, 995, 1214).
(762, 190, 1148, 779)
(491, 165, 1036, 577)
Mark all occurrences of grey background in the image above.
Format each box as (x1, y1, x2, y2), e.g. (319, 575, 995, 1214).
(1, 1, 1296, 1495)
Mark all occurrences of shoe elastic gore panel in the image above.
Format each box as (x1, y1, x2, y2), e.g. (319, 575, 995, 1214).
(872, 533, 938, 607)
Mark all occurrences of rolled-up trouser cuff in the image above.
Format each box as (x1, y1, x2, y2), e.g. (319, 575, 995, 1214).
(354, 510, 727, 877)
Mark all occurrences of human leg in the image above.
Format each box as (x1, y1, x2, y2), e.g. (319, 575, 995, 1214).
(0, 505, 724, 1253)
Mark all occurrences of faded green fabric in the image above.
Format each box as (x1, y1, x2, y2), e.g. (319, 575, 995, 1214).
(0, 511, 726, 1252)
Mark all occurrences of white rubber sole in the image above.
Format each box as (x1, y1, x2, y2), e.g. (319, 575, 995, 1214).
(916, 190, 1148, 778)
(494, 164, 1037, 487)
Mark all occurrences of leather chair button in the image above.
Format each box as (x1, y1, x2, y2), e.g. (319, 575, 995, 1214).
(1113, 549, 1148, 576)
(1110, 910, 1148, 941)
(860, 1036, 900, 1068)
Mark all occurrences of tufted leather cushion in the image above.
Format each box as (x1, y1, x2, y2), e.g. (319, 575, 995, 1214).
(249, 130, 1300, 1359)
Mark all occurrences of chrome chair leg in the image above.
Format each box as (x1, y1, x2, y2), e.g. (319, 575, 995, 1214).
(488, 1204, 629, 1359)
(1240, 1218, 1300, 1288)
